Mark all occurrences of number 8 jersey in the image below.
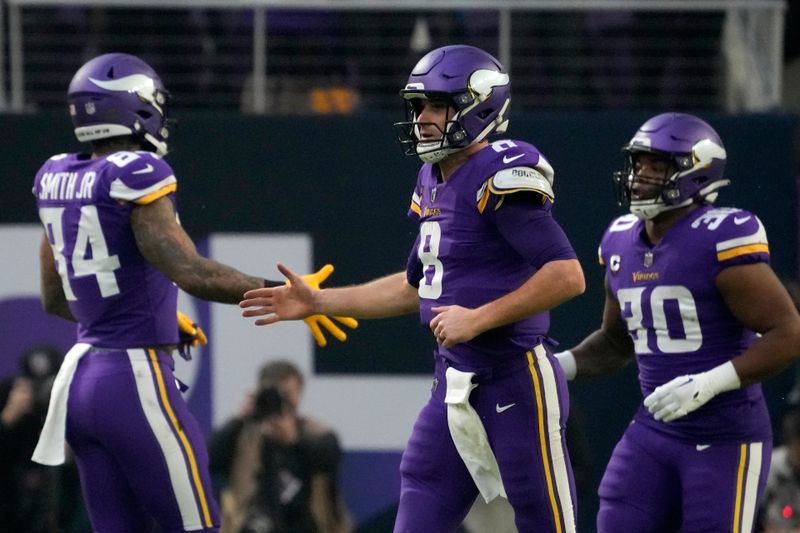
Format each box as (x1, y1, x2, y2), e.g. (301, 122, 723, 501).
(33, 150, 179, 348)
(405, 139, 577, 368)
(599, 205, 772, 442)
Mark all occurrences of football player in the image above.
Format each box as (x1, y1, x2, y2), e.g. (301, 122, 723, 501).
(31, 53, 353, 532)
(555, 113, 800, 532)
(241, 45, 585, 532)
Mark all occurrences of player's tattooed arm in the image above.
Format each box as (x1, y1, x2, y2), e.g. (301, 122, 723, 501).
(39, 234, 76, 321)
(132, 197, 264, 304)
(568, 276, 635, 377)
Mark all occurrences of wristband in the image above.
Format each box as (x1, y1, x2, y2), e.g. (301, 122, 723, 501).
(555, 350, 577, 380)
(705, 360, 741, 394)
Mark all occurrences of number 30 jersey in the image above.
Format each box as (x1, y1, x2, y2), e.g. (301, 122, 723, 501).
(405, 139, 577, 368)
(33, 151, 179, 348)
(599, 205, 772, 442)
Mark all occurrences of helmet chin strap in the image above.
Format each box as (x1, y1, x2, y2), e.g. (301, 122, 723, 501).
(630, 198, 692, 220)
(143, 132, 168, 156)
(416, 141, 459, 163)
(413, 110, 468, 163)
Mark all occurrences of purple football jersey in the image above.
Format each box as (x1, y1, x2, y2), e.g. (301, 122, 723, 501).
(406, 139, 576, 367)
(33, 151, 179, 347)
(599, 205, 772, 442)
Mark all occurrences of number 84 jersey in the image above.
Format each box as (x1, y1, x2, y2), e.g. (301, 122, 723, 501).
(33, 151, 179, 348)
(599, 205, 771, 442)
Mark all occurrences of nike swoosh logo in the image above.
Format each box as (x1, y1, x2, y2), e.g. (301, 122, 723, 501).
(696, 444, 711, 451)
(496, 402, 516, 413)
(734, 215, 751, 225)
(502, 154, 524, 164)
(132, 164, 154, 175)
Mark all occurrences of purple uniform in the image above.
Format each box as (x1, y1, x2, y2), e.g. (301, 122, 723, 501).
(597, 206, 772, 532)
(33, 151, 219, 532)
(396, 140, 579, 532)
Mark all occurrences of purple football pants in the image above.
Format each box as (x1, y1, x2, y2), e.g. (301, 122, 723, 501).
(598, 419, 770, 533)
(65, 348, 220, 532)
(394, 346, 577, 533)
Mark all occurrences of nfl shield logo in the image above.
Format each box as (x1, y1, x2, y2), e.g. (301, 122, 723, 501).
(85, 102, 96, 115)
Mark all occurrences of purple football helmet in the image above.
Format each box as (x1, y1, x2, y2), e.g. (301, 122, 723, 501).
(67, 53, 171, 155)
(395, 45, 511, 163)
(613, 112, 728, 220)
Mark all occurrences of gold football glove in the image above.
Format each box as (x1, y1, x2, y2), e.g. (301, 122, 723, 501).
(177, 310, 208, 360)
(294, 264, 359, 347)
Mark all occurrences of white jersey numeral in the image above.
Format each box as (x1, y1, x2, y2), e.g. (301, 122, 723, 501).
(490, 140, 518, 152)
(39, 207, 77, 301)
(39, 206, 121, 299)
(106, 151, 141, 168)
(617, 285, 702, 354)
(617, 287, 647, 352)
(650, 285, 702, 352)
(417, 221, 444, 299)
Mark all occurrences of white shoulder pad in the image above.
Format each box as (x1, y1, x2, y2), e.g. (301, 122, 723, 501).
(489, 166, 554, 199)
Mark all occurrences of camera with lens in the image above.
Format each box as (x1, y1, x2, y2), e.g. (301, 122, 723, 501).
(252, 385, 289, 422)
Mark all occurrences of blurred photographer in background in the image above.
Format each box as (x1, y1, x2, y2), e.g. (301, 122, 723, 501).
(210, 360, 352, 533)
(0, 344, 88, 532)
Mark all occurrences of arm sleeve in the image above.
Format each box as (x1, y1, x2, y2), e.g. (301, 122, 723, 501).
(493, 193, 577, 269)
(405, 234, 422, 289)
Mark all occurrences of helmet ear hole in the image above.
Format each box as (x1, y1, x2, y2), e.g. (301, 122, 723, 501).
(136, 110, 153, 119)
(477, 108, 493, 119)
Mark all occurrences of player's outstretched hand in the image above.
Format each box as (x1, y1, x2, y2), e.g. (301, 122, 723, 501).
(297, 264, 359, 346)
(240, 263, 359, 346)
(240, 263, 316, 325)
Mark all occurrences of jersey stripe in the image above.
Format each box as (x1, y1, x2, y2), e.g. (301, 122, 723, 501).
(135, 183, 177, 205)
(409, 191, 422, 216)
(716, 244, 769, 262)
(477, 184, 491, 214)
(738, 442, 763, 533)
(146, 349, 213, 528)
(715, 217, 768, 263)
(410, 191, 422, 216)
(732, 444, 747, 533)
(527, 346, 576, 533)
(533, 344, 576, 532)
(127, 349, 211, 529)
(110, 175, 177, 202)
